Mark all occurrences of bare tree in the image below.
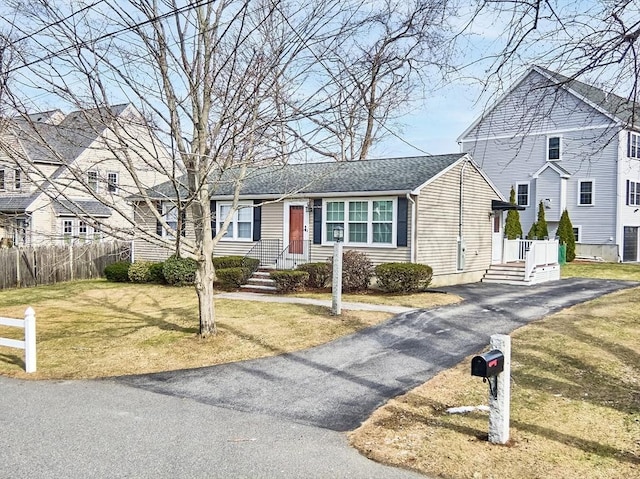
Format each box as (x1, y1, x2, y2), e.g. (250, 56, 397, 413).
(466, 1, 640, 115)
(0, 0, 457, 337)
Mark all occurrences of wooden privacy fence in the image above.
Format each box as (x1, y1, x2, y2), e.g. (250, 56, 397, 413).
(0, 308, 36, 373)
(0, 241, 131, 290)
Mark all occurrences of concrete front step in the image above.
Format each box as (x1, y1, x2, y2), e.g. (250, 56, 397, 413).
(240, 284, 278, 293)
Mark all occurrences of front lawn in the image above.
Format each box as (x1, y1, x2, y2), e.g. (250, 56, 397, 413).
(0, 280, 393, 379)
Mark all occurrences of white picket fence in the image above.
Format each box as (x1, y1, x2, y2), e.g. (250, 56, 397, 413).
(0, 307, 36, 373)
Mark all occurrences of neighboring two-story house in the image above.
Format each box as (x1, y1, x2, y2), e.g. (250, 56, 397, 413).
(0, 104, 171, 246)
(459, 65, 640, 262)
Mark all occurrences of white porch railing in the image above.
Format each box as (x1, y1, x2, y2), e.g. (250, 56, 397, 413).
(503, 239, 559, 281)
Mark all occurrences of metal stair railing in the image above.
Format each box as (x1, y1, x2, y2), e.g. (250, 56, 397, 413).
(242, 239, 282, 273)
(274, 240, 310, 270)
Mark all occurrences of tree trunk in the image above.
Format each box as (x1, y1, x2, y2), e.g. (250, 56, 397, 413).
(195, 252, 216, 337)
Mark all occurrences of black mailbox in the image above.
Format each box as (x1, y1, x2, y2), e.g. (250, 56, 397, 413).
(471, 349, 504, 378)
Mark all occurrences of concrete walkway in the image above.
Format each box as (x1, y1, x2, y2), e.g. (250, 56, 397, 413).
(215, 290, 415, 313)
(1, 278, 636, 478)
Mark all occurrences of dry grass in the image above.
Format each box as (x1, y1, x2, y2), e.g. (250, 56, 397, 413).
(0, 280, 389, 380)
(562, 261, 640, 281)
(290, 290, 462, 309)
(350, 265, 640, 479)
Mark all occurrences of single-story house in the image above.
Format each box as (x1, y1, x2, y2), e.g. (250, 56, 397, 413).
(133, 154, 516, 286)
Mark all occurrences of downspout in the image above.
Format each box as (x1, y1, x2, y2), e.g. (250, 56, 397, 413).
(406, 193, 417, 263)
(458, 158, 470, 270)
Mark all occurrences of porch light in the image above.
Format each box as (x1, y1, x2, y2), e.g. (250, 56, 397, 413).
(332, 225, 344, 242)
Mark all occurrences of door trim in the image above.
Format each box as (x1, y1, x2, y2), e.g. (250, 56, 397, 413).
(283, 200, 309, 254)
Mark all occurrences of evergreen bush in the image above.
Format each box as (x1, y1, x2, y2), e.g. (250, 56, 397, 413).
(163, 255, 197, 286)
(557, 209, 576, 262)
(504, 186, 523, 240)
(270, 270, 309, 293)
(216, 267, 251, 288)
(296, 262, 331, 289)
(536, 200, 549, 239)
(148, 262, 166, 283)
(128, 261, 153, 283)
(104, 261, 131, 282)
(375, 263, 433, 293)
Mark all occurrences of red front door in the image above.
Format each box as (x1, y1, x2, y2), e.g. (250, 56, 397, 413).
(289, 205, 304, 254)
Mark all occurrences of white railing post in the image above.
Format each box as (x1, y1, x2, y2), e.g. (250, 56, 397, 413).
(524, 245, 535, 281)
(24, 307, 36, 373)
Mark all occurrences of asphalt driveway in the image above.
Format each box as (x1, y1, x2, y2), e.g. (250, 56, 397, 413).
(117, 278, 636, 431)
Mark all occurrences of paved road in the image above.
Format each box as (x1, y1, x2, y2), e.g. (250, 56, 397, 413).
(1, 278, 636, 478)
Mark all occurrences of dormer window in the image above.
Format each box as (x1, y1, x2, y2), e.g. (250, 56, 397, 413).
(547, 136, 561, 161)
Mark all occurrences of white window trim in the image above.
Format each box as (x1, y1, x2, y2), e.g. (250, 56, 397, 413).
(577, 179, 595, 206)
(107, 172, 119, 193)
(547, 135, 562, 161)
(217, 201, 253, 242)
(515, 182, 530, 207)
(572, 225, 582, 243)
(321, 197, 397, 247)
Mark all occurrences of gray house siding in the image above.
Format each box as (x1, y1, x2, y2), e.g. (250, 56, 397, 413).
(461, 69, 621, 250)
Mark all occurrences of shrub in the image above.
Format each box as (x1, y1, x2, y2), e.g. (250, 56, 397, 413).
(148, 262, 166, 283)
(504, 186, 523, 240)
(328, 250, 373, 292)
(216, 267, 251, 288)
(557, 209, 576, 262)
(536, 200, 549, 239)
(128, 261, 153, 283)
(296, 262, 331, 289)
(104, 261, 131, 282)
(270, 270, 309, 293)
(213, 255, 259, 272)
(526, 222, 538, 240)
(163, 255, 197, 286)
(375, 263, 433, 293)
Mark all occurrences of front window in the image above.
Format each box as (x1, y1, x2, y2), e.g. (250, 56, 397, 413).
(62, 219, 73, 243)
(162, 203, 178, 238)
(107, 172, 118, 193)
(547, 136, 561, 161)
(217, 203, 253, 240)
(14, 169, 21, 190)
(0, 169, 5, 189)
(578, 180, 594, 206)
(516, 183, 529, 207)
(88, 171, 98, 192)
(14, 219, 28, 245)
(324, 198, 395, 245)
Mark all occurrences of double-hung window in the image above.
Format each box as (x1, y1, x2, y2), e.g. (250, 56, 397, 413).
(162, 203, 178, 238)
(578, 180, 594, 206)
(516, 182, 529, 207)
(218, 203, 253, 240)
(0, 169, 5, 190)
(324, 199, 395, 245)
(62, 219, 73, 242)
(14, 169, 21, 190)
(627, 180, 640, 206)
(547, 136, 561, 161)
(88, 171, 98, 192)
(107, 172, 118, 193)
(628, 132, 640, 159)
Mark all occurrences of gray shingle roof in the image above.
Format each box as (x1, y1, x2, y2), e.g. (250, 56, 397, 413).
(536, 66, 640, 127)
(0, 195, 36, 213)
(12, 104, 130, 164)
(145, 154, 467, 200)
(53, 199, 112, 217)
